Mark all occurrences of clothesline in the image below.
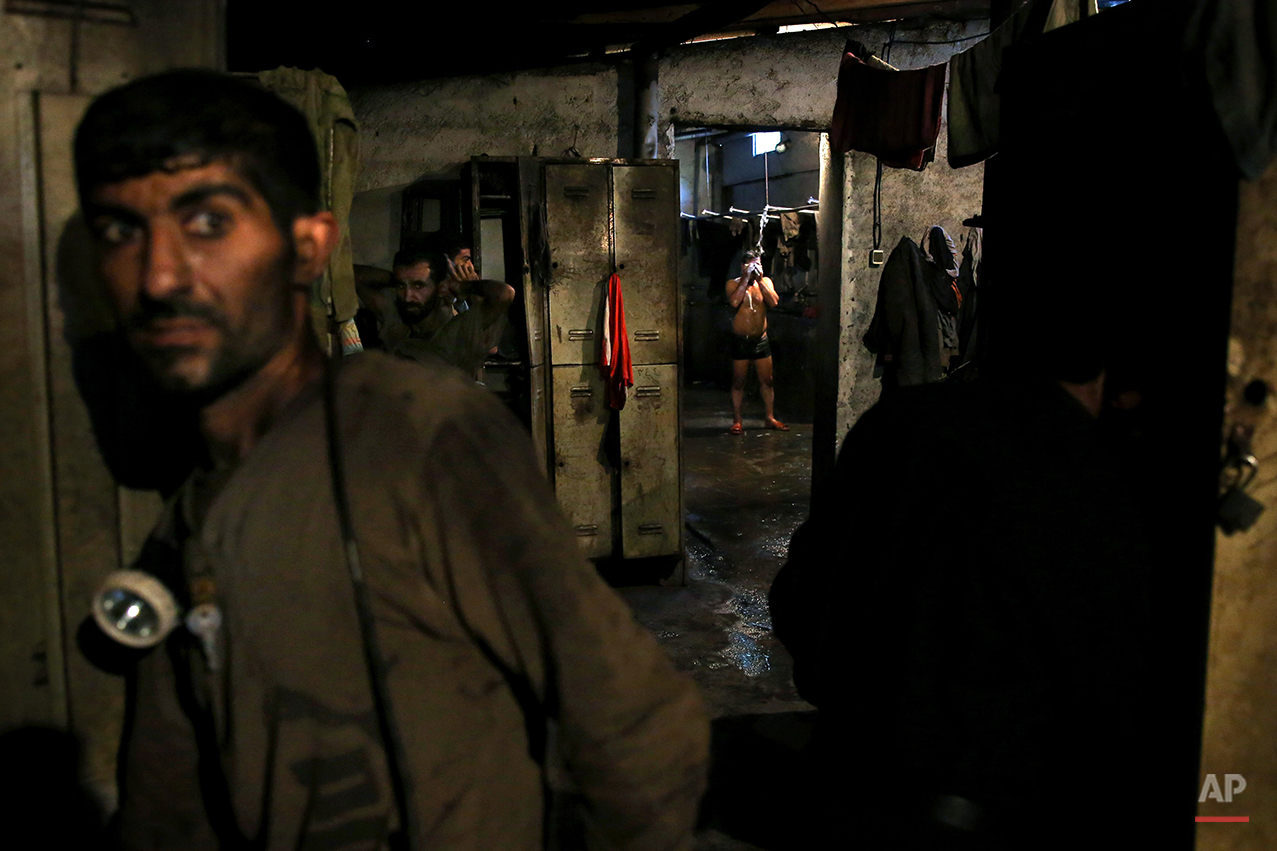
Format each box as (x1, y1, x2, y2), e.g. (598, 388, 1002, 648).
(692, 201, 819, 220)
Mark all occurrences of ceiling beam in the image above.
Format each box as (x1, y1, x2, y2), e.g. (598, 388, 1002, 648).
(629, 0, 778, 54)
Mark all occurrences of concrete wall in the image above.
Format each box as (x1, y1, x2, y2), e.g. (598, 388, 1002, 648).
(351, 65, 619, 192)
(1197, 161, 1277, 848)
(660, 29, 849, 134)
(349, 183, 405, 270)
(0, 2, 223, 812)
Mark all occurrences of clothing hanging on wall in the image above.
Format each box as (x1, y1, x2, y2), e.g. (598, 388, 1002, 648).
(957, 227, 983, 366)
(864, 237, 941, 390)
(258, 67, 362, 353)
(865, 226, 973, 392)
(600, 273, 633, 410)
(830, 44, 947, 170)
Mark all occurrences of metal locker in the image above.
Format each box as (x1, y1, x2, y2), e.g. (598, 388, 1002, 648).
(529, 363, 549, 477)
(550, 364, 615, 558)
(544, 164, 611, 366)
(613, 166, 678, 366)
(619, 363, 681, 559)
(518, 159, 547, 370)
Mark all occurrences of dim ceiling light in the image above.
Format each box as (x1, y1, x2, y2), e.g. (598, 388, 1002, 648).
(774, 138, 789, 154)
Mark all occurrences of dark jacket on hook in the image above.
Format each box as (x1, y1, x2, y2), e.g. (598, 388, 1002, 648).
(864, 237, 939, 390)
(864, 227, 971, 391)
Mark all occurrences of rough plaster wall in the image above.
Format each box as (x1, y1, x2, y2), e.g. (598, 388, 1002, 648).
(349, 184, 405, 270)
(350, 66, 618, 193)
(659, 21, 986, 137)
(1197, 162, 1277, 849)
(661, 29, 847, 133)
(836, 25, 988, 444)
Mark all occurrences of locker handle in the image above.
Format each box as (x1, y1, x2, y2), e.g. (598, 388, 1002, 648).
(634, 330, 660, 342)
(631, 188, 657, 200)
(564, 186, 591, 197)
(570, 385, 593, 397)
(635, 385, 661, 398)
(575, 524, 599, 536)
(638, 523, 664, 535)
(568, 329, 594, 341)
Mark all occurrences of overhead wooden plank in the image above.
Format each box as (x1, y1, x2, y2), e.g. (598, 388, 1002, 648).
(568, 0, 988, 27)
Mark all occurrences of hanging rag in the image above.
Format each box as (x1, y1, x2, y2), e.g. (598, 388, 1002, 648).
(830, 44, 947, 170)
(258, 67, 362, 353)
(1186, 0, 1277, 179)
(921, 226, 963, 366)
(600, 273, 634, 410)
(780, 212, 802, 241)
(957, 227, 983, 364)
(864, 237, 940, 391)
(864, 229, 974, 392)
(947, 0, 1094, 169)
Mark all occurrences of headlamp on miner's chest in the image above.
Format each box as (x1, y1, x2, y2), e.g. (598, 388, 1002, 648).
(92, 569, 181, 649)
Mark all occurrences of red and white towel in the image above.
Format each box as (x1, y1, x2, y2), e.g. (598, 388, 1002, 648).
(600, 273, 633, 410)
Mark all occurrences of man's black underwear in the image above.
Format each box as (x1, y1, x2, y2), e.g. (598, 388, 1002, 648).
(730, 331, 772, 361)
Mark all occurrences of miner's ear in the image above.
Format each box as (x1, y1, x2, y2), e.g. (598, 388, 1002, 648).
(291, 211, 338, 285)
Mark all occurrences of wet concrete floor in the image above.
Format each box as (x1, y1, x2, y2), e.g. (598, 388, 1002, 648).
(617, 382, 818, 851)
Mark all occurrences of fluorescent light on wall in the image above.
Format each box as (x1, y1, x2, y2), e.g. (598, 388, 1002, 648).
(752, 131, 781, 156)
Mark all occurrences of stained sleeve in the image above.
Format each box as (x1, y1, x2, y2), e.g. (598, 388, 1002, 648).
(416, 395, 710, 851)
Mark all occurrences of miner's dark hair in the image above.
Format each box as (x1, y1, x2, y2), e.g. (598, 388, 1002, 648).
(392, 243, 446, 282)
(74, 69, 320, 235)
(743, 249, 762, 263)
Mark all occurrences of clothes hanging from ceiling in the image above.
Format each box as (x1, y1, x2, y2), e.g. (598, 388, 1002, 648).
(780, 212, 802, 241)
(1186, 0, 1277, 179)
(947, 0, 1097, 169)
(830, 44, 947, 171)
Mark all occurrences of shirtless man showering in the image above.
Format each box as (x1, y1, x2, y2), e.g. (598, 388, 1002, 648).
(726, 250, 788, 434)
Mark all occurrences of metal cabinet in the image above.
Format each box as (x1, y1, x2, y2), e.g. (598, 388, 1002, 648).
(620, 364, 680, 559)
(502, 157, 682, 571)
(545, 164, 612, 367)
(550, 364, 614, 559)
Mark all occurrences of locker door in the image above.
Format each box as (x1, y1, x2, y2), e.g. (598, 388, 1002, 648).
(619, 363, 680, 558)
(613, 165, 678, 366)
(545, 164, 611, 366)
(529, 363, 549, 478)
(517, 158, 547, 369)
(551, 365, 614, 558)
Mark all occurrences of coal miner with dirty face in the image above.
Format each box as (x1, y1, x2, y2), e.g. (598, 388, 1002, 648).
(77, 68, 707, 851)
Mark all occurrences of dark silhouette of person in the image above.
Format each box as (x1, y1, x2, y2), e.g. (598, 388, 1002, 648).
(770, 322, 1152, 850)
